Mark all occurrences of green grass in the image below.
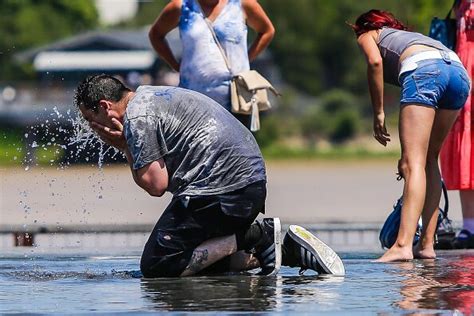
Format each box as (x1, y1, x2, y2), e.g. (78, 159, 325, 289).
(261, 145, 399, 161)
(0, 130, 64, 166)
(0, 130, 24, 166)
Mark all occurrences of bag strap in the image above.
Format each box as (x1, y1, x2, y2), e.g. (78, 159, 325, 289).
(440, 179, 449, 218)
(196, 2, 232, 72)
(446, 0, 460, 19)
(398, 176, 450, 219)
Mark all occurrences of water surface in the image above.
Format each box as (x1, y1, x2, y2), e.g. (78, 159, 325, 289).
(1, 251, 473, 314)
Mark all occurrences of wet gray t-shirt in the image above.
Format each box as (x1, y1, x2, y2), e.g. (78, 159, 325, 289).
(123, 86, 266, 197)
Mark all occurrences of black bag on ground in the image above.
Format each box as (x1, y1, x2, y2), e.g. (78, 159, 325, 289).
(434, 183, 455, 249)
(379, 180, 454, 249)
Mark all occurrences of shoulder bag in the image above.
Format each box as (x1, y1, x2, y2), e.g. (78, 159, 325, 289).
(200, 7, 280, 131)
(428, 0, 459, 50)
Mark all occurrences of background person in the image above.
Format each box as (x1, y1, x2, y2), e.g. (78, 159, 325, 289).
(351, 10, 470, 262)
(148, 0, 274, 129)
(440, 0, 474, 249)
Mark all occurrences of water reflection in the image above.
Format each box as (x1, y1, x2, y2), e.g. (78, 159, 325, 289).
(141, 274, 281, 311)
(140, 270, 345, 312)
(395, 252, 474, 315)
(2, 252, 473, 313)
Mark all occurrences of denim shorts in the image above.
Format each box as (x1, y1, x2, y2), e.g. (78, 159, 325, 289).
(399, 59, 471, 110)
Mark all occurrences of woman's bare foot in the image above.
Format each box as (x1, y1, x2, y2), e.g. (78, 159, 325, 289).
(413, 243, 436, 259)
(375, 244, 413, 262)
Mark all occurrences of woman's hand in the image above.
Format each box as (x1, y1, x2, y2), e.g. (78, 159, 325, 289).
(90, 118, 127, 151)
(373, 112, 390, 146)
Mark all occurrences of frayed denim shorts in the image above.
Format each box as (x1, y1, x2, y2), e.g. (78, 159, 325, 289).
(399, 59, 471, 110)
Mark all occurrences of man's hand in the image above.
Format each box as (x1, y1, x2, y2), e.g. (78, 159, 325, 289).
(90, 118, 127, 151)
(373, 112, 390, 146)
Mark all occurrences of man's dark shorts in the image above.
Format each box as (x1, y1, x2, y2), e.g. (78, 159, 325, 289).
(140, 181, 266, 278)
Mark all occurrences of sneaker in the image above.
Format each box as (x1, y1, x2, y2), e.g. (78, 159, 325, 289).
(253, 218, 282, 276)
(282, 225, 345, 276)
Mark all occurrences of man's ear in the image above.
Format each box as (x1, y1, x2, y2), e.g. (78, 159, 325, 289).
(98, 100, 111, 111)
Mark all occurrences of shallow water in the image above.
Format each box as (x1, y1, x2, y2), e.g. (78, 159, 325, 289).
(1, 251, 473, 314)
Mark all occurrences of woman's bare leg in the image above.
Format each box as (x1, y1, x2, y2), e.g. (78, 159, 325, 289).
(377, 104, 435, 262)
(415, 108, 460, 258)
(460, 190, 474, 225)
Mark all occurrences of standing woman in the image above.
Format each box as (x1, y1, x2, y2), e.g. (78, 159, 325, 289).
(149, 0, 274, 128)
(351, 10, 470, 262)
(440, 0, 474, 249)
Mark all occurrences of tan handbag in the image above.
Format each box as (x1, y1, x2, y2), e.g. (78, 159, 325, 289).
(230, 70, 279, 131)
(200, 7, 280, 131)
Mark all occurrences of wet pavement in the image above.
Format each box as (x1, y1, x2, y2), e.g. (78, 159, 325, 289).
(0, 161, 465, 227)
(0, 251, 473, 314)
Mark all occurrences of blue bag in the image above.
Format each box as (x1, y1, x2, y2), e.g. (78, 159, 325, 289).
(428, 1, 458, 50)
(379, 181, 451, 249)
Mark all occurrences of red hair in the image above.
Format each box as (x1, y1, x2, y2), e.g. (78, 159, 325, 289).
(350, 9, 407, 37)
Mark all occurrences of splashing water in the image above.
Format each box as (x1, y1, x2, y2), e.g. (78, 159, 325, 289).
(17, 105, 123, 169)
(68, 115, 123, 168)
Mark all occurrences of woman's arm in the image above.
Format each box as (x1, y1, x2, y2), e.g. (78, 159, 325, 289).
(357, 32, 390, 146)
(149, 0, 182, 72)
(242, 0, 275, 62)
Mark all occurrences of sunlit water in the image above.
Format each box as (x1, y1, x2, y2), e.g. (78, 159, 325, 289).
(1, 251, 473, 314)
(68, 114, 122, 167)
(17, 107, 122, 169)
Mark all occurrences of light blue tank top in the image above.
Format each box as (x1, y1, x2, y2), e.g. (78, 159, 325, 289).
(179, 0, 250, 109)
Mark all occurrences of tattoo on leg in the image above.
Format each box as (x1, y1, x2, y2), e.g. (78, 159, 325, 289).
(187, 249, 209, 274)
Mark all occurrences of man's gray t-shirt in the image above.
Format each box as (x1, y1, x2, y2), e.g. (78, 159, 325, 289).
(123, 86, 266, 197)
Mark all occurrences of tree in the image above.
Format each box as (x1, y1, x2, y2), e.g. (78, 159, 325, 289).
(0, 0, 99, 80)
(119, 1, 169, 28)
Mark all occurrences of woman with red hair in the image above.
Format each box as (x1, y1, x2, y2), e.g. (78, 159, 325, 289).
(352, 10, 470, 262)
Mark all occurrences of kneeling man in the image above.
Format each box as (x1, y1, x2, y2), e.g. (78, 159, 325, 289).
(74, 75, 344, 277)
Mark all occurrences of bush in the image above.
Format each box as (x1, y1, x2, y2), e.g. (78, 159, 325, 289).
(300, 89, 363, 145)
(254, 114, 281, 148)
(329, 109, 361, 143)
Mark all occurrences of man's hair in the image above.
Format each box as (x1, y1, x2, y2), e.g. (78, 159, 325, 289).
(350, 9, 408, 37)
(74, 74, 131, 112)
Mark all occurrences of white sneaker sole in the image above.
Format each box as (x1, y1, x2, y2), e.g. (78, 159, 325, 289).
(273, 218, 282, 275)
(287, 225, 345, 276)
